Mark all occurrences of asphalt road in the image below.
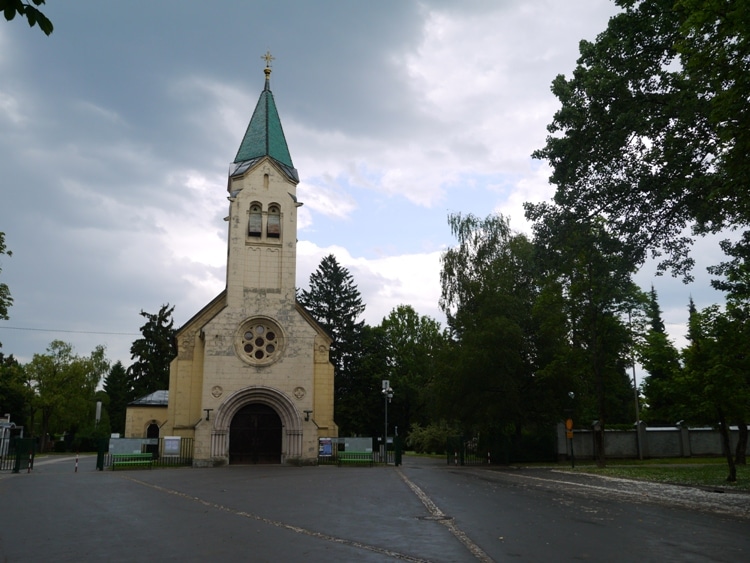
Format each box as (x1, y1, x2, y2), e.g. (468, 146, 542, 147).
(0, 454, 747, 562)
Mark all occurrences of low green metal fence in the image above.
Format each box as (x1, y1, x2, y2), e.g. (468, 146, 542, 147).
(104, 437, 194, 469)
(317, 436, 401, 466)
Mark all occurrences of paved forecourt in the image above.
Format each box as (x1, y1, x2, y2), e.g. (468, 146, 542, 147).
(4, 454, 749, 562)
(0, 455, 475, 562)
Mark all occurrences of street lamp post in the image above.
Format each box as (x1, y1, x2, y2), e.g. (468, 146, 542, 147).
(566, 391, 575, 469)
(382, 380, 393, 464)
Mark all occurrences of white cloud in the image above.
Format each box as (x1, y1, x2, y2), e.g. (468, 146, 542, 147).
(297, 178, 358, 221)
(494, 163, 556, 234)
(74, 100, 127, 126)
(296, 241, 445, 327)
(0, 90, 24, 125)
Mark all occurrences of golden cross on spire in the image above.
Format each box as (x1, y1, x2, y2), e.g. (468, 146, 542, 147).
(261, 51, 275, 68)
(262, 51, 274, 81)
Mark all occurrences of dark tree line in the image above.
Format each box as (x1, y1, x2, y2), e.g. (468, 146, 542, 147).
(530, 0, 750, 479)
(298, 254, 448, 439)
(300, 236, 640, 466)
(0, 302, 176, 446)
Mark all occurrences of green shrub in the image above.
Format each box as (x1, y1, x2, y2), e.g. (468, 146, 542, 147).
(406, 422, 457, 454)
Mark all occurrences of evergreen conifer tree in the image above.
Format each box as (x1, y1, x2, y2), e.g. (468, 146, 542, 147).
(297, 255, 365, 432)
(639, 287, 681, 425)
(297, 255, 365, 378)
(103, 360, 132, 434)
(127, 304, 176, 398)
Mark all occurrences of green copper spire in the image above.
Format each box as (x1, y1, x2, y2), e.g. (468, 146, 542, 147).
(233, 53, 294, 169)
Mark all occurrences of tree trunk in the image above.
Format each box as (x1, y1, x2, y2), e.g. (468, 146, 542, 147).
(28, 406, 36, 438)
(718, 409, 737, 482)
(594, 424, 606, 468)
(735, 421, 747, 465)
(41, 407, 53, 453)
(595, 366, 606, 468)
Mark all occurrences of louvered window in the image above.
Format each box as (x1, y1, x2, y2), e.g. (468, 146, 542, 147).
(248, 203, 262, 237)
(267, 204, 280, 238)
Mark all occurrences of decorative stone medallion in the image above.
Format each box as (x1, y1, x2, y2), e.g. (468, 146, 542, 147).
(211, 385, 223, 398)
(293, 386, 306, 400)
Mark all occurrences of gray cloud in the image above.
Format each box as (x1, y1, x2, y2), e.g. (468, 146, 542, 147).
(1, 0, 724, 373)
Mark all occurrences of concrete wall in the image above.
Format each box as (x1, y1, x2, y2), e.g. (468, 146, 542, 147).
(557, 423, 749, 459)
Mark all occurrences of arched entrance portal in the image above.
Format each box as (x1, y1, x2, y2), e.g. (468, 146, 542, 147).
(229, 403, 282, 464)
(212, 385, 304, 464)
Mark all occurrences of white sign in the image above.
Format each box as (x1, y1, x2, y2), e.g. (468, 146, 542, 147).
(163, 436, 181, 456)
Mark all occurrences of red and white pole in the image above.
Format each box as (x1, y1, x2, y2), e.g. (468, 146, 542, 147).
(27, 450, 33, 473)
(487, 451, 491, 465)
(75, 452, 79, 473)
(454, 451, 458, 466)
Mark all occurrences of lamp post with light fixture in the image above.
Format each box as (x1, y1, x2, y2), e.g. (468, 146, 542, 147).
(382, 380, 393, 464)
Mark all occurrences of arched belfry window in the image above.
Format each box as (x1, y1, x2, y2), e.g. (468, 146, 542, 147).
(267, 204, 280, 238)
(248, 203, 262, 237)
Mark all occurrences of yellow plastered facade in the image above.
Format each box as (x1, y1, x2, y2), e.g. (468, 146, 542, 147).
(124, 405, 168, 438)
(126, 125, 337, 466)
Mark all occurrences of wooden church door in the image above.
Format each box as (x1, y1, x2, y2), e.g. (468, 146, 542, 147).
(229, 403, 282, 464)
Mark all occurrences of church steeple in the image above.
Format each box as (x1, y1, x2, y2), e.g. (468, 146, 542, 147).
(232, 52, 296, 179)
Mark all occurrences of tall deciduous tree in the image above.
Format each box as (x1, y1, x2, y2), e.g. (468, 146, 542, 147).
(529, 210, 643, 466)
(335, 324, 388, 436)
(0, 232, 12, 349)
(24, 341, 108, 449)
(709, 232, 750, 302)
(680, 304, 750, 481)
(439, 213, 545, 438)
(127, 304, 176, 398)
(0, 352, 28, 427)
(1, 0, 53, 35)
(380, 305, 446, 437)
(706, 235, 750, 463)
(532, 0, 750, 280)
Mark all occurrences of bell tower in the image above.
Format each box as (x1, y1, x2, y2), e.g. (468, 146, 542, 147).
(224, 53, 301, 311)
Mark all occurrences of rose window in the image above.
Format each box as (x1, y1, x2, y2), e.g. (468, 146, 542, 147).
(238, 319, 283, 365)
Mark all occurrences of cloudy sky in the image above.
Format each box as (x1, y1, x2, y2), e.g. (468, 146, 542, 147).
(0, 0, 725, 378)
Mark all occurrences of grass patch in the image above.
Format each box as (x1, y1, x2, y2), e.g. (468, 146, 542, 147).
(569, 460, 750, 491)
(566, 457, 726, 466)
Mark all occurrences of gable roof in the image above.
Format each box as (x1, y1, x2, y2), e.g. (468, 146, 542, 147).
(232, 66, 297, 183)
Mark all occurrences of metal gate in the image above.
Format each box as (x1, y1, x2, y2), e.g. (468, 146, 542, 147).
(447, 431, 556, 465)
(0, 438, 36, 472)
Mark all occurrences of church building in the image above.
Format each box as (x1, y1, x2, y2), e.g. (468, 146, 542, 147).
(126, 58, 338, 466)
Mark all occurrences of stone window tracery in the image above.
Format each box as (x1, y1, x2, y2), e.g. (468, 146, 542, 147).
(237, 318, 284, 365)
